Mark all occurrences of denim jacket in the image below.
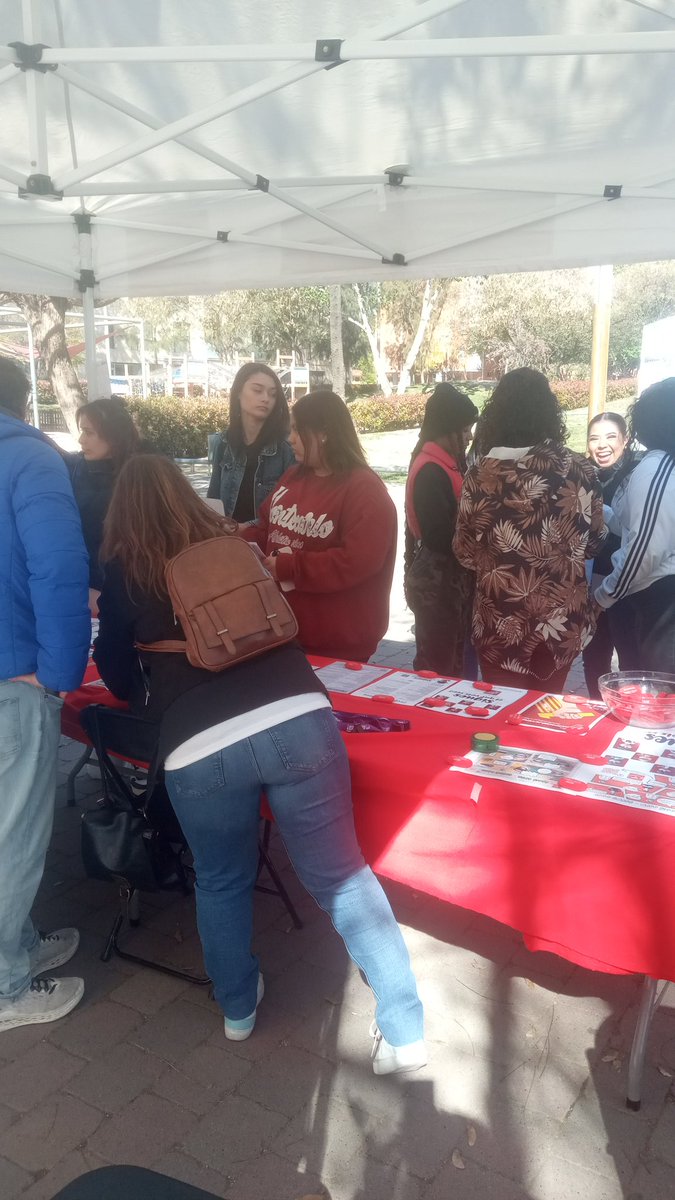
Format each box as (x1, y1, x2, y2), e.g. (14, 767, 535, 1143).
(207, 433, 295, 518)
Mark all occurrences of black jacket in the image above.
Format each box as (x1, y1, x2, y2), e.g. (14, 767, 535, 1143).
(65, 454, 116, 589)
(93, 560, 326, 760)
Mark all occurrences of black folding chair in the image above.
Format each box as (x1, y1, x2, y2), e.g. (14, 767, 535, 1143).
(79, 705, 302, 983)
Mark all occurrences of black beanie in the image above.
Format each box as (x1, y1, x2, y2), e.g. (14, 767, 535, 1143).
(419, 384, 479, 439)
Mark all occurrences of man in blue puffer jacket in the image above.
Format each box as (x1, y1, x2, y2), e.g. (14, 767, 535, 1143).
(0, 357, 91, 1031)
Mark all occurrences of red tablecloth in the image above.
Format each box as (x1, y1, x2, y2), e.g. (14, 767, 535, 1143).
(63, 658, 675, 982)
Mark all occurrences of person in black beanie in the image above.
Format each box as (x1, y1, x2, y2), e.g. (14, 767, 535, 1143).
(404, 384, 478, 676)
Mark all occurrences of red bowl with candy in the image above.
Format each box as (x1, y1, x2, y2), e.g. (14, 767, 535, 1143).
(598, 671, 675, 728)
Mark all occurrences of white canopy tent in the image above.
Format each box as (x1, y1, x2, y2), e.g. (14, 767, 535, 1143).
(0, 0, 674, 388)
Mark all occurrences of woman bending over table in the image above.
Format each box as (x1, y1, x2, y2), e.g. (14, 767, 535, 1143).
(453, 368, 605, 692)
(207, 363, 295, 522)
(595, 378, 675, 674)
(93, 454, 424, 1075)
(242, 390, 397, 663)
(404, 384, 478, 676)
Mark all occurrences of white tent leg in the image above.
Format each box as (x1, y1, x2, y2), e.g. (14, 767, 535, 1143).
(82, 285, 98, 398)
(588, 265, 614, 420)
(25, 319, 39, 427)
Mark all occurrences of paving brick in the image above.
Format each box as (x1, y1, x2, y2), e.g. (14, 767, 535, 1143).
(648, 1095, 675, 1167)
(47, 998, 144, 1059)
(130, 998, 221, 1066)
(0, 1094, 104, 1172)
(0, 1104, 17, 1135)
(0, 1154, 33, 1200)
(0, 1040, 86, 1112)
(424, 1158, 530, 1200)
(529, 1153, 624, 1199)
(274, 1093, 422, 1197)
(87, 1092, 197, 1166)
(15, 1149, 111, 1200)
(149, 1151, 233, 1198)
(66, 1040, 166, 1112)
(237, 1045, 332, 1118)
(107, 968, 192, 1015)
(181, 1096, 288, 1176)
(166, 1042, 252, 1097)
(153, 1063, 229, 1117)
(223, 1150, 329, 1200)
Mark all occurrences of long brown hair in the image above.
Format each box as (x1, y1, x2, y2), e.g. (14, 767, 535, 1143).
(226, 363, 289, 451)
(101, 454, 230, 597)
(292, 390, 368, 474)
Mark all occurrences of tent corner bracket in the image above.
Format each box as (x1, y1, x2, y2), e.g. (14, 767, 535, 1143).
(18, 174, 63, 201)
(217, 230, 229, 242)
(7, 41, 57, 73)
(382, 252, 406, 266)
(78, 269, 96, 292)
(315, 39, 344, 68)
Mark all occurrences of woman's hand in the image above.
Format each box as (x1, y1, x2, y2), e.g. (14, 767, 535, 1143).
(263, 554, 278, 578)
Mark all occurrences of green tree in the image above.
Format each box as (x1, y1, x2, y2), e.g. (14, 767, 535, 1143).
(609, 261, 675, 374)
(459, 270, 595, 377)
(0, 292, 84, 434)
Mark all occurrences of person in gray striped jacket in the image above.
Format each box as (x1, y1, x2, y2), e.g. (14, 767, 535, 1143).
(595, 378, 675, 673)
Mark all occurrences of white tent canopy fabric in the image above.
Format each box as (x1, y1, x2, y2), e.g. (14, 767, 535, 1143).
(0, 0, 674, 305)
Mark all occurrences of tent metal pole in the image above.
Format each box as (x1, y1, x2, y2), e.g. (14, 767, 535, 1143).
(0, 64, 18, 85)
(406, 196, 598, 262)
(35, 30, 675, 64)
(25, 319, 39, 428)
(588, 265, 614, 419)
(65, 175, 383, 195)
(139, 319, 148, 399)
(98, 238, 215, 278)
(21, 0, 49, 175)
(81, 286, 98, 397)
(0, 161, 29, 187)
(53, 0, 468, 190)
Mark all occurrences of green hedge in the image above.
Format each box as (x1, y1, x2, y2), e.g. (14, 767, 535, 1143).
(119, 379, 638, 449)
(126, 395, 230, 458)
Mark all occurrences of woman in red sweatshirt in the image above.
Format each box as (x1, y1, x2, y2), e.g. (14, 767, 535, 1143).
(244, 391, 397, 663)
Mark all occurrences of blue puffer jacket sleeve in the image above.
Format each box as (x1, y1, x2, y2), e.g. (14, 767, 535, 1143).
(12, 440, 91, 691)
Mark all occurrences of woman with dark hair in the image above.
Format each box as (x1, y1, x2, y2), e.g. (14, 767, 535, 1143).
(66, 396, 141, 608)
(243, 390, 397, 663)
(595, 378, 675, 673)
(453, 368, 605, 691)
(94, 454, 425, 1074)
(207, 363, 294, 521)
(404, 384, 478, 675)
(583, 412, 641, 695)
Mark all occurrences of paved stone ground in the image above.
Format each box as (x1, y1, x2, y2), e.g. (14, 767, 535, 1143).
(3, 461, 673, 1200)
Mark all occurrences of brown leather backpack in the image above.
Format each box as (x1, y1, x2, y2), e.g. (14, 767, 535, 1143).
(137, 535, 298, 671)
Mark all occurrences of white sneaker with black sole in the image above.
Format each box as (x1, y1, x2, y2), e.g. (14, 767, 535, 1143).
(370, 1021, 427, 1075)
(30, 928, 80, 976)
(0, 977, 84, 1030)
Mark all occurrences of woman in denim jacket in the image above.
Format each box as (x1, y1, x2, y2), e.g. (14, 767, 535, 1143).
(207, 363, 295, 522)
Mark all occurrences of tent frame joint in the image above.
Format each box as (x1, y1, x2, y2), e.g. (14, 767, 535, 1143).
(18, 173, 63, 200)
(255, 173, 270, 192)
(603, 184, 623, 200)
(383, 252, 406, 265)
(216, 230, 229, 242)
(8, 41, 57, 73)
(74, 212, 93, 233)
(78, 269, 96, 291)
(315, 38, 344, 68)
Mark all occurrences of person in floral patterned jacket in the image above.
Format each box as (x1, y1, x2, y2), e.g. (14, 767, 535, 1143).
(453, 368, 605, 691)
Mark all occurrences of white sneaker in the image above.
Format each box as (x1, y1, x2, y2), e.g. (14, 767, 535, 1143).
(30, 928, 80, 976)
(224, 974, 264, 1041)
(0, 977, 84, 1030)
(370, 1022, 427, 1076)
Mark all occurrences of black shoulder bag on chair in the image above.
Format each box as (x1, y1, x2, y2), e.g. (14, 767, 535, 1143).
(79, 706, 186, 894)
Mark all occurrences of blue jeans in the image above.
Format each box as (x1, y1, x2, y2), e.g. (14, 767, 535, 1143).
(0, 681, 64, 1000)
(165, 708, 423, 1046)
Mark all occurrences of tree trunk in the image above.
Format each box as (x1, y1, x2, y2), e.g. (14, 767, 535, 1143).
(396, 280, 436, 394)
(350, 285, 392, 396)
(329, 285, 346, 398)
(1, 294, 84, 435)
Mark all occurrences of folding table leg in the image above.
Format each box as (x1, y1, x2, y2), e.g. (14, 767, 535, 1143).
(626, 976, 670, 1110)
(65, 745, 94, 807)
